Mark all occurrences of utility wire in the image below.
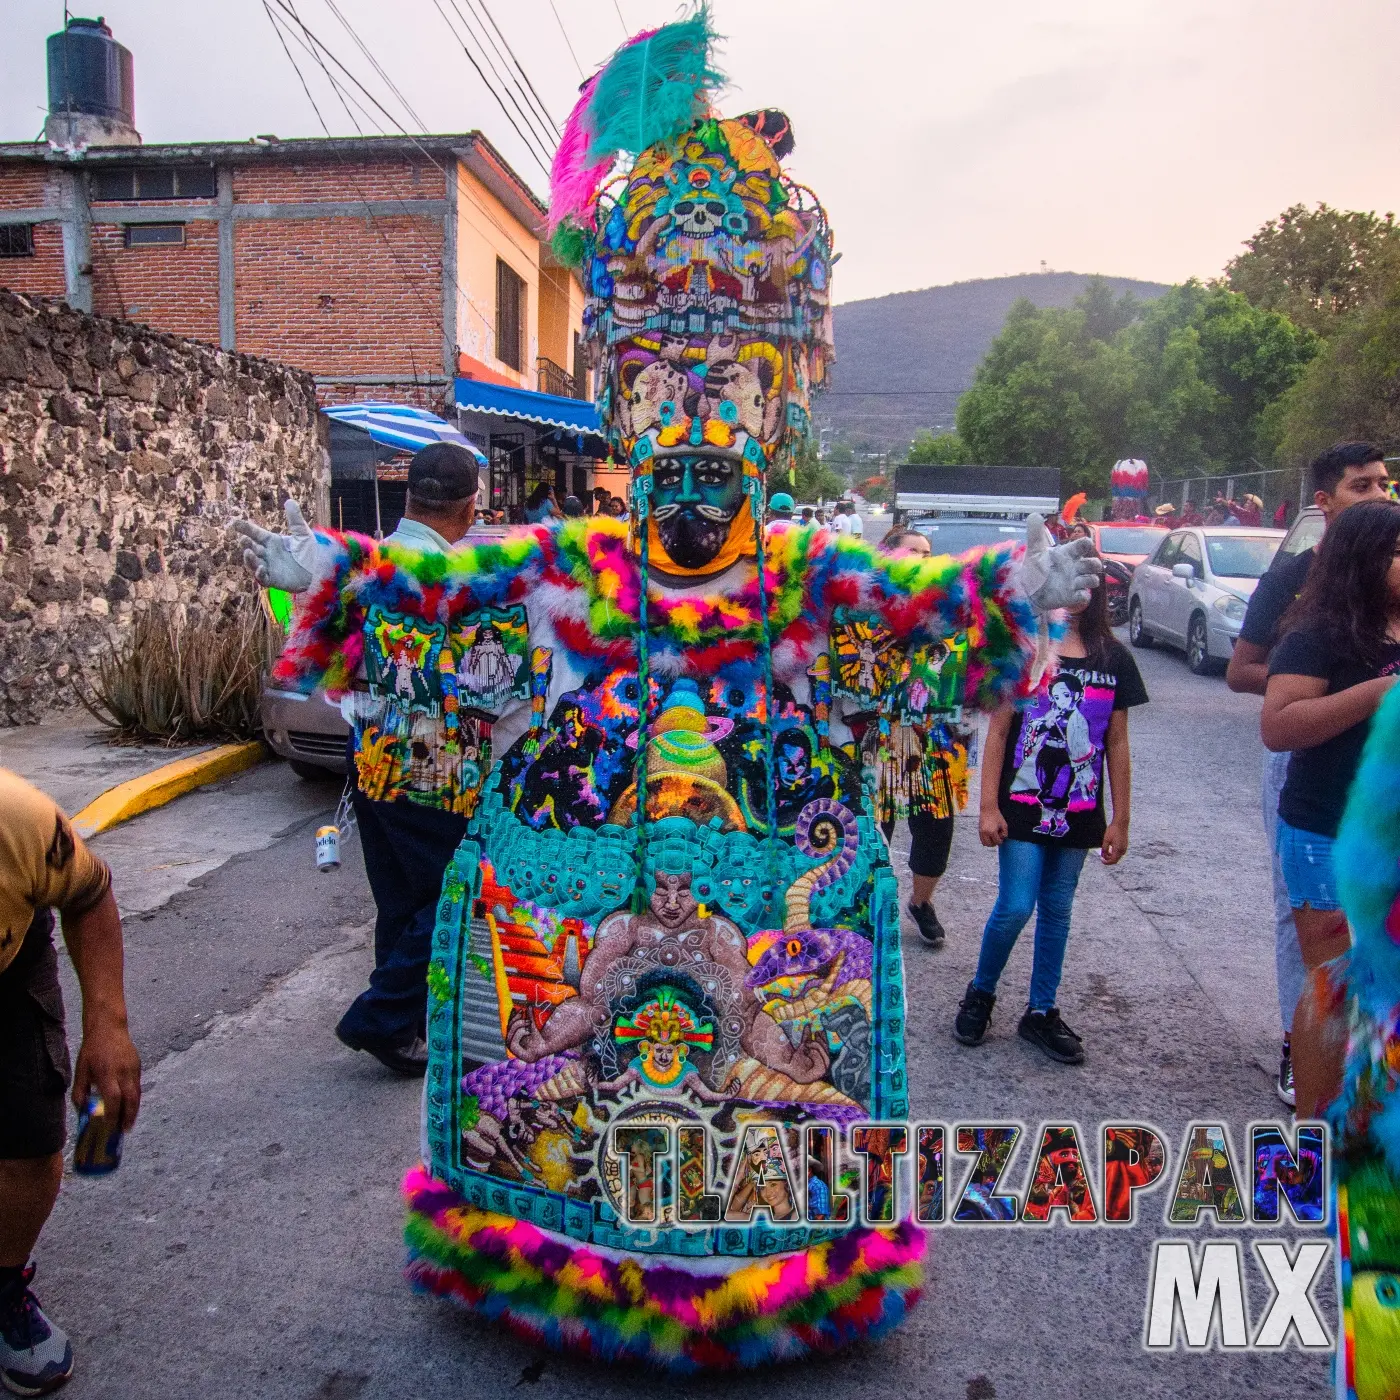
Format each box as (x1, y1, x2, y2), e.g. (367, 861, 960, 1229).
(321, 0, 432, 133)
(429, 0, 553, 177)
(267, 0, 539, 254)
(263, 0, 443, 384)
(613, 1, 628, 37)
(547, 0, 584, 77)
(470, 0, 561, 134)
(263, 1, 523, 361)
(444, 0, 557, 158)
(269, 0, 446, 166)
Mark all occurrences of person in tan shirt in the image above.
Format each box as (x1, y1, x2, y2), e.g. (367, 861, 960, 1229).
(0, 768, 141, 1396)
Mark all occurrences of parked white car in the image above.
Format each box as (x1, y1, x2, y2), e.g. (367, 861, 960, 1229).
(1127, 526, 1284, 674)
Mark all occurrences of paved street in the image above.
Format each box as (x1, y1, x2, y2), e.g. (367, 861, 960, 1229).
(26, 639, 1332, 1399)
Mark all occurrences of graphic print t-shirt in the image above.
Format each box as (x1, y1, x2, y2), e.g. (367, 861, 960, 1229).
(998, 640, 1149, 848)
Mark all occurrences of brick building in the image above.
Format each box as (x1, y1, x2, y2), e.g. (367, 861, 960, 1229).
(0, 18, 605, 525)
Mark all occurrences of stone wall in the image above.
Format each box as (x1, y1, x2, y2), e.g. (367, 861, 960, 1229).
(0, 288, 329, 724)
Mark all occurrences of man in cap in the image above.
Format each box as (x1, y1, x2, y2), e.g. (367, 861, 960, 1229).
(239, 441, 481, 1076)
(768, 492, 795, 522)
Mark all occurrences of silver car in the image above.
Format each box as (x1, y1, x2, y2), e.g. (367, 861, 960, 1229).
(1127, 526, 1284, 674)
(261, 687, 349, 780)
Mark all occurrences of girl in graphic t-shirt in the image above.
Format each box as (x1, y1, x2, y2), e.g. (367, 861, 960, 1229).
(953, 563, 1148, 1063)
(1263, 499, 1400, 997)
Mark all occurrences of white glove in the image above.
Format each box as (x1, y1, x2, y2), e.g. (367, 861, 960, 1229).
(231, 501, 327, 593)
(1017, 514, 1103, 614)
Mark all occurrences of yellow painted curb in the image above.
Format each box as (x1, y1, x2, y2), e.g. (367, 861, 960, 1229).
(71, 740, 266, 839)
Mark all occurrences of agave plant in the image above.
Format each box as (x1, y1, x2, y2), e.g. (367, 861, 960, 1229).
(75, 596, 279, 744)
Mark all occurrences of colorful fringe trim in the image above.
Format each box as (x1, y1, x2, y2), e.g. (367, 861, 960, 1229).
(274, 518, 1038, 715)
(402, 1167, 926, 1372)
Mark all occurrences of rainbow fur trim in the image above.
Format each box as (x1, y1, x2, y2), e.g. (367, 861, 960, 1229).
(1331, 683, 1400, 1172)
(275, 519, 1037, 711)
(402, 1167, 926, 1372)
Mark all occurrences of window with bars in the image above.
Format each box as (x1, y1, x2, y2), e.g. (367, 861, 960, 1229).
(495, 258, 525, 372)
(0, 224, 35, 258)
(89, 166, 217, 201)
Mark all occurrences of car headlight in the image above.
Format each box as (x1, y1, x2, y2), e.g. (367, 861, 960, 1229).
(1213, 594, 1247, 622)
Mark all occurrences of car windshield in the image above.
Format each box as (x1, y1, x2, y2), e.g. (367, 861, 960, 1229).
(913, 520, 1026, 554)
(1206, 535, 1280, 579)
(1096, 527, 1162, 555)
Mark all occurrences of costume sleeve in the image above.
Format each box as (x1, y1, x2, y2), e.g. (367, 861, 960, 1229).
(270, 526, 556, 701)
(270, 528, 369, 697)
(799, 532, 1038, 712)
(0, 771, 111, 969)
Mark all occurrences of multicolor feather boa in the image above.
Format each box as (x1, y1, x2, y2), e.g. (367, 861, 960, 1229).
(274, 518, 1037, 708)
(403, 1167, 926, 1372)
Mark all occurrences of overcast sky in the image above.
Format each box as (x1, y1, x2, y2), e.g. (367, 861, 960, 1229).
(5, 0, 1396, 304)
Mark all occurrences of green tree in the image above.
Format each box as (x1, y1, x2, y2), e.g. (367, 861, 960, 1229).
(1225, 203, 1400, 335)
(906, 430, 970, 465)
(1275, 289, 1400, 464)
(955, 288, 1138, 496)
(776, 438, 846, 503)
(956, 278, 1317, 493)
(1126, 283, 1318, 469)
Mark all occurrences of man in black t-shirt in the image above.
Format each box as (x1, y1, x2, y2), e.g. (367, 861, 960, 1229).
(1225, 442, 1392, 1107)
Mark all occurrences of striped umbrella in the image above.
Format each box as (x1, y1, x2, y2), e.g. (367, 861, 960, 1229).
(321, 401, 487, 463)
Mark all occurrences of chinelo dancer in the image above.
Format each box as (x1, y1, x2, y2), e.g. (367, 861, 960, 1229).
(233, 10, 1099, 1371)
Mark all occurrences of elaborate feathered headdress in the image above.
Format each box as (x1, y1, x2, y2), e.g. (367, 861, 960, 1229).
(548, 7, 834, 578)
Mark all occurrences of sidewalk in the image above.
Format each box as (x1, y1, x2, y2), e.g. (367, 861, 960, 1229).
(0, 711, 216, 817)
(1, 709, 338, 916)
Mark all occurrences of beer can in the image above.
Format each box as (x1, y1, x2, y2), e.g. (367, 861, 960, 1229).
(315, 824, 341, 871)
(73, 1091, 123, 1175)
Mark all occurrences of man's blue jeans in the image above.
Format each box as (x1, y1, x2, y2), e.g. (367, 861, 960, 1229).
(972, 838, 1089, 1012)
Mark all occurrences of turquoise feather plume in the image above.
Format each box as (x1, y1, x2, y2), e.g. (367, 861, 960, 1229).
(1334, 681, 1400, 1170)
(1336, 681, 1400, 999)
(585, 6, 722, 164)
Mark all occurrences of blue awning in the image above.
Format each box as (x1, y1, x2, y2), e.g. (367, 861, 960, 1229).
(322, 401, 487, 462)
(454, 378, 600, 434)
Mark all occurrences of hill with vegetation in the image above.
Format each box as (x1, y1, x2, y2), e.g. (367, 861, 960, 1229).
(822, 272, 1170, 453)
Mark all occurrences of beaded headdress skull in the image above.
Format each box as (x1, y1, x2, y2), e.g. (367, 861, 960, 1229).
(549, 10, 834, 576)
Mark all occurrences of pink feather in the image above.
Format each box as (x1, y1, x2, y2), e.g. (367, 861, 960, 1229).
(548, 74, 610, 231)
(547, 26, 663, 231)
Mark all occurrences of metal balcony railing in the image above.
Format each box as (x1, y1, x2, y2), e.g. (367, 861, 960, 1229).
(537, 356, 584, 400)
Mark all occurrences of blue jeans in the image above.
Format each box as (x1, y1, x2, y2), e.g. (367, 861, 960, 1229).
(1276, 818, 1340, 912)
(1263, 748, 1305, 1033)
(972, 839, 1089, 1012)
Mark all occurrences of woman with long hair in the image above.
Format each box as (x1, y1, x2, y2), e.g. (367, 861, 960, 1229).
(1262, 499, 1400, 976)
(955, 548, 1147, 1063)
(524, 481, 561, 524)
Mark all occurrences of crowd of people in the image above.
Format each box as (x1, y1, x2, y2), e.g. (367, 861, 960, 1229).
(868, 443, 1396, 1097)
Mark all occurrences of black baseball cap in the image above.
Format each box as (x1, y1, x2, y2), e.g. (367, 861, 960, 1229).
(407, 441, 480, 507)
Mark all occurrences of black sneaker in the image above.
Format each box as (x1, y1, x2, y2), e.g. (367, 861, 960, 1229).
(1018, 1008, 1085, 1064)
(335, 1025, 430, 1077)
(1276, 1043, 1295, 1108)
(908, 901, 945, 947)
(0, 1263, 74, 1397)
(953, 983, 995, 1045)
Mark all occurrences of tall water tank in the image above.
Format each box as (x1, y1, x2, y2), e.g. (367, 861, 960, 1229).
(45, 16, 139, 148)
